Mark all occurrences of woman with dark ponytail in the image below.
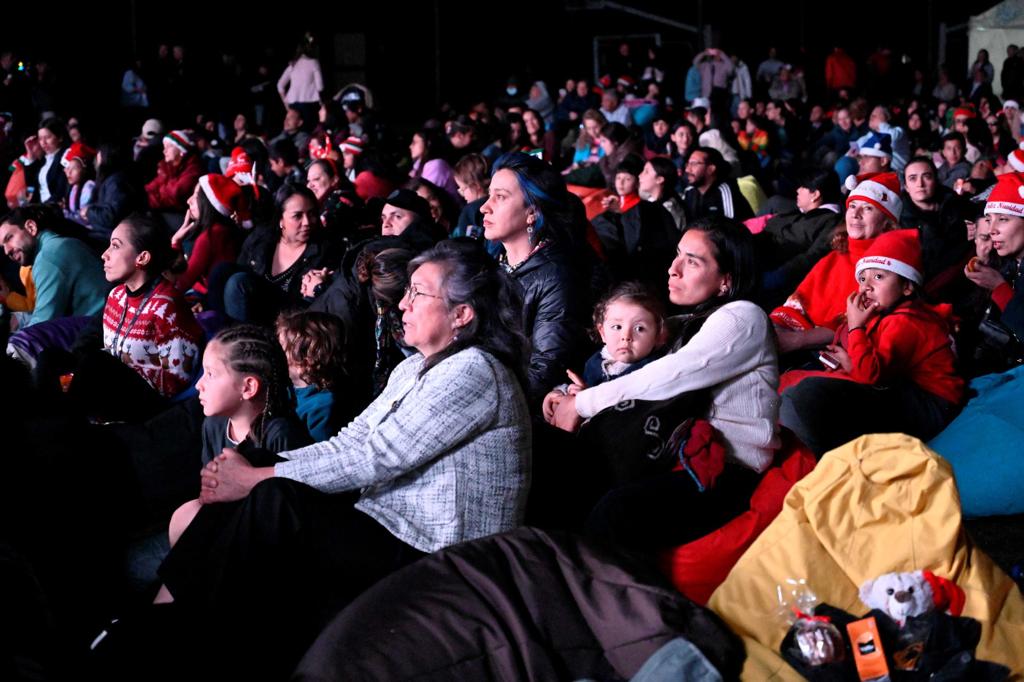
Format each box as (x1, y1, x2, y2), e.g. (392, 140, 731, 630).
(43, 214, 205, 422)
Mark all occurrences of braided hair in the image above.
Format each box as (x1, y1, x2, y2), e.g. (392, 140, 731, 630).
(211, 324, 295, 447)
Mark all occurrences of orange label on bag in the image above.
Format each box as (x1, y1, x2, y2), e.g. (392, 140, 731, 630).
(846, 617, 889, 681)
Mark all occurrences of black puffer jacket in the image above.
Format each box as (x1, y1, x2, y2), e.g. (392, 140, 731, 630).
(511, 239, 588, 409)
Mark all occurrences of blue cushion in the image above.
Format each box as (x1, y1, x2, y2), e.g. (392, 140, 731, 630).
(928, 366, 1024, 518)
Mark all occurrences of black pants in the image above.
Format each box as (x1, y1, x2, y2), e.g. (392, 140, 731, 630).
(779, 377, 959, 458)
(158, 478, 423, 674)
(584, 463, 761, 554)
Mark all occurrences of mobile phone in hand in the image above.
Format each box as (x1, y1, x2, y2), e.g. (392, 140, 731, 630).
(818, 351, 840, 370)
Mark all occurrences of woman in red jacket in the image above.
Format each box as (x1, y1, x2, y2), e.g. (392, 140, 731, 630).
(170, 174, 246, 297)
(145, 130, 202, 212)
(779, 229, 963, 456)
(771, 171, 901, 358)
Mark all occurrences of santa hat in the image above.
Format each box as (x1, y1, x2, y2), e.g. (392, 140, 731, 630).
(922, 571, 966, 617)
(616, 75, 635, 88)
(984, 171, 1024, 217)
(845, 171, 903, 223)
(340, 136, 364, 155)
(198, 173, 249, 222)
(163, 130, 194, 154)
(61, 142, 96, 168)
(854, 132, 892, 159)
(953, 107, 976, 120)
(1008, 142, 1024, 173)
(855, 228, 923, 285)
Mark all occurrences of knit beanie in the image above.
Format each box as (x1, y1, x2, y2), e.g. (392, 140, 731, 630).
(855, 228, 923, 285)
(984, 171, 1024, 217)
(845, 171, 902, 223)
(340, 136, 364, 155)
(164, 130, 194, 154)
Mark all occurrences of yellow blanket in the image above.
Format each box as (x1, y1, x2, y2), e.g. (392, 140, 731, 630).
(708, 434, 1024, 680)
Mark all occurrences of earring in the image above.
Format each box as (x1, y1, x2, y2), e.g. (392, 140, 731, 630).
(452, 326, 461, 343)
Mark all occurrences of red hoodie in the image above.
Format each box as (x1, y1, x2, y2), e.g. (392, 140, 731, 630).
(780, 300, 964, 405)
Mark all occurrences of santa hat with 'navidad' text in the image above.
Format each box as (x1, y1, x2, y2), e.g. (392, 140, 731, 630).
(845, 171, 903, 223)
(984, 171, 1024, 217)
(199, 173, 249, 222)
(855, 228, 923, 285)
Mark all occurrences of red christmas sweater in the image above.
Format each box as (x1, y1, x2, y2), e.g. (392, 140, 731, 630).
(779, 300, 964, 405)
(770, 237, 876, 331)
(102, 278, 203, 397)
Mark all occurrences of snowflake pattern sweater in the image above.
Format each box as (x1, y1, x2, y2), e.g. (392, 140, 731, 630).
(102, 278, 203, 397)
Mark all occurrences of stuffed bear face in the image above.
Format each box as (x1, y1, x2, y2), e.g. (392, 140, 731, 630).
(859, 571, 935, 623)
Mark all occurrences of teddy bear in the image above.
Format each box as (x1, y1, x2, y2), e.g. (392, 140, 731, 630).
(859, 570, 965, 626)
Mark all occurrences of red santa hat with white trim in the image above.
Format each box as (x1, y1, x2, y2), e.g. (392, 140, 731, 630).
(855, 228, 923, 285)
(845, 171, 903, 223)
(198, 173, 249, 223)
(1008, 143, 1024, 173)
(984, 171, 1024, 217)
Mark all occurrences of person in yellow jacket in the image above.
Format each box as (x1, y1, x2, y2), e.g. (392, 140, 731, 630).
(0, 265, 35, 312)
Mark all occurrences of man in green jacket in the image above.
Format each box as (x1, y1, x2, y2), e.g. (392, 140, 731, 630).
(0, 205, 109, 325)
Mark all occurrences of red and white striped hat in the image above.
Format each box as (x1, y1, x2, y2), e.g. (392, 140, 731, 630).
(340, 136, 363, 155)
(163, 130, 194, 154)
(845, 171, 902, 223)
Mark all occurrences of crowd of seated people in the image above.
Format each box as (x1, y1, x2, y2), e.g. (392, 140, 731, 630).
(1, 32, 1024, 679)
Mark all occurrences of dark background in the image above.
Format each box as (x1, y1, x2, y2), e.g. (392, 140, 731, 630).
(0, 0, 1003, 137)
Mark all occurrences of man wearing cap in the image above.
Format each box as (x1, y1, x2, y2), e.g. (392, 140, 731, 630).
(0, 205, 108, 325)
(853, 131, 893, 175)
(145, 130, 202, 212)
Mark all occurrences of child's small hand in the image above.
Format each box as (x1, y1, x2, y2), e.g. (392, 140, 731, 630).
(565, 369, 587, 395)
(845, 291, 878, 330)
(825, 344, 852, 373)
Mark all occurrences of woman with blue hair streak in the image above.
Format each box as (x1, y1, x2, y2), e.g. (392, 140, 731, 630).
(480, 152, 588, 411)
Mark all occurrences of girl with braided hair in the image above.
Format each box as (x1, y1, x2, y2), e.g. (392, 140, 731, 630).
(161, 324, 310, 555)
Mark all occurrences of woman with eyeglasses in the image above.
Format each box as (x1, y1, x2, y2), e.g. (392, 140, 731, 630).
(152, 239, 531, 676)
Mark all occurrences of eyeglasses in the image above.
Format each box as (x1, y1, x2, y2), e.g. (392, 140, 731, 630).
(404, 284, 443, 304)
(685, 160, 706, 168)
